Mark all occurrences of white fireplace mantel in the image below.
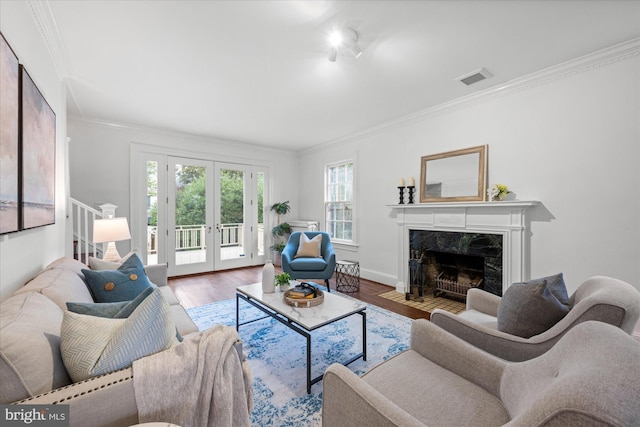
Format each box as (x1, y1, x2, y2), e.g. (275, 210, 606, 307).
(388, 201, 539, 295)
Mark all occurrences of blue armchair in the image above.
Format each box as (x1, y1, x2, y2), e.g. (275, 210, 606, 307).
(282, 231, 336, 291)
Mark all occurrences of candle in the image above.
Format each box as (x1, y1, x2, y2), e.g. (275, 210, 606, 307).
(408, 176, 415, 187)
(398, 178, 405, 187)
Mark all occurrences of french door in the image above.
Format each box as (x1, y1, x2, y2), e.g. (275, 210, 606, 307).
(134, 151, 266, 276)
(214, 163, 246, 269)
(167, 157, 214, 276)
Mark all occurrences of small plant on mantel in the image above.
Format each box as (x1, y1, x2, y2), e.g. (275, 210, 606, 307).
(269, 201, 291, 266)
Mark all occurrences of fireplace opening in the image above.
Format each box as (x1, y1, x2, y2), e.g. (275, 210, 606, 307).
(407, 230, 503, 301)
(430, 251, 484, 298)
(409, 251, 484, 301)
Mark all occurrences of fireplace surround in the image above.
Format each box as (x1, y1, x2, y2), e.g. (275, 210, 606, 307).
(389, 201, 538, 296)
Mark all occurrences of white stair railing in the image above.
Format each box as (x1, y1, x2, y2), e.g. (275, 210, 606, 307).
(69, 198, 100, 262)
(69, 199, 120, 262)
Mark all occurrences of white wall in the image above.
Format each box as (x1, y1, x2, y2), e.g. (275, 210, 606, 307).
(67, 118, 299, 257)
(298, 43, 640, 297)
(0, 2, 68, 300)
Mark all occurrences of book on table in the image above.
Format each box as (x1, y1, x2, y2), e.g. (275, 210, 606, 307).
(288, 284, 317, 299)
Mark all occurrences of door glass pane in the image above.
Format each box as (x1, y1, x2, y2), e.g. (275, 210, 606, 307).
(220, 168, 245, 260)
(257, 172, 264, 256)
(174, 164, 207, 265)
(146, 161, 158, 265)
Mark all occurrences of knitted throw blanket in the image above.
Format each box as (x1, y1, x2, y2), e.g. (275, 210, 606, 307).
(133, 324, 252, 427)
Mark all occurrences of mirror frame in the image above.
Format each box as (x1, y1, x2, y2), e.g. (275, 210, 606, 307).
(419, 145, 488, 203)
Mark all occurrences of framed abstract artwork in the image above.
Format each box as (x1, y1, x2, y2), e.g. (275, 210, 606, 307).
(20, 65, 56, 230)
(0, 32, 20, 234)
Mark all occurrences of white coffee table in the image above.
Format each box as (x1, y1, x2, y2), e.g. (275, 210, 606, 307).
(236, 282, 367, 394)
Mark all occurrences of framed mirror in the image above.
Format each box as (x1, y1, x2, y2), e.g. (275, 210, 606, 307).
(420, 145, 487, 203)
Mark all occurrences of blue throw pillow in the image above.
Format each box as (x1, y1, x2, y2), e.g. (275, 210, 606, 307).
(82, 253, 153, 303)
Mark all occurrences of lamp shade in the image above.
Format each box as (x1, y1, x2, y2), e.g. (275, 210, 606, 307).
(93, 217, 131, 244)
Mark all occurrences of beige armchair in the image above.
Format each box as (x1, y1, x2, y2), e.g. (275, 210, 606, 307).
(429, 276, 640, 361)
(322, 320, 640, 426)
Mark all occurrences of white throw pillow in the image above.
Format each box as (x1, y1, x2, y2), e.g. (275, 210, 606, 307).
(88, 249, 141, 270)
(60, 288, 176, 382)
(295, 233, 322, 258)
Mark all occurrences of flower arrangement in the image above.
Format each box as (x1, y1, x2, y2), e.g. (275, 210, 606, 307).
(488, 184, 511, 201)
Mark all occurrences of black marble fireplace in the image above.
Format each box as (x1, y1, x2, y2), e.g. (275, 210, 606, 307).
(408, 230, 503, 299)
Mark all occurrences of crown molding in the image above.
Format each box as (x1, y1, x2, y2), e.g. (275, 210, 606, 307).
(27, 1, 84, 115)
(27, 0, 72, 79)
(305, 37, 640, 153)
(67, 115, 294, 155)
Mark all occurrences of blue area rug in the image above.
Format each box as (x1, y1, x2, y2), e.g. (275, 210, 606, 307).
(186, 296, 412, 426)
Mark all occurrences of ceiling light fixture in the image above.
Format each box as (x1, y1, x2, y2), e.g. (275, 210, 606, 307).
(329, 30, 343, 48)
(328, 27, 362, 62)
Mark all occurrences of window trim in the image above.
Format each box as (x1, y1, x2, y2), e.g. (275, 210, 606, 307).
(324, 158, 356, 245)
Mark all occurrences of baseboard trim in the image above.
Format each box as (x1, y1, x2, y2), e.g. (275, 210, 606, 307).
(359, 268, 397, 288)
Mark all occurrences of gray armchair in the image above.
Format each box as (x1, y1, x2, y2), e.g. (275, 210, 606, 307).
(322, 320, 640, 426)
(430, 275, 640, 361)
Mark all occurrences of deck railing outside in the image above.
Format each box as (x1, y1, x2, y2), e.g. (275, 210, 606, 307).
(148, 223, 262, 253)
(69, 197, 263, 263)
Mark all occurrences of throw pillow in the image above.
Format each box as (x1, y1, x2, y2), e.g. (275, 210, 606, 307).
(66, 287, 154, 318)
(295, 233, 322, 258)
(66, 287, 183, 342)
(497, 274, 571, 338)
(82, 253, 153, 303)
(88, 249, 140, 271)
(60, 288, 176, 382)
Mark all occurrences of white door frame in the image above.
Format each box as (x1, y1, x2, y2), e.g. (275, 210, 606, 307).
(130, 144, 269, 276)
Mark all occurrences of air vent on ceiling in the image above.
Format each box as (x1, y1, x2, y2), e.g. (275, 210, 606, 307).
(456, 67, 493, 86)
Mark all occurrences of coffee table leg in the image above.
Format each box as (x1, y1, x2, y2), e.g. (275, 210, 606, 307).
(362, 311, 367, 361)
(236, 294, 240, 331)
(307, 334, 312, 394)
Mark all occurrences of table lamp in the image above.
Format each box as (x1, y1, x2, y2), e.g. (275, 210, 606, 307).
(93, 216, 131, 261)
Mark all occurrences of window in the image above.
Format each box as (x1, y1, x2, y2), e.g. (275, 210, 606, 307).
(325, 161, 354, 243)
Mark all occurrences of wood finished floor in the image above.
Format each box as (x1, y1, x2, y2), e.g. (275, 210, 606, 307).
(168, 265, 430, 320)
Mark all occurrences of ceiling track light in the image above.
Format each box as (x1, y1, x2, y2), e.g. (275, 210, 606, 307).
(328, 27, 362, 62)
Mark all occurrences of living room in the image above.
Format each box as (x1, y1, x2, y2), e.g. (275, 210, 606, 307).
(1, 1, 640, 425)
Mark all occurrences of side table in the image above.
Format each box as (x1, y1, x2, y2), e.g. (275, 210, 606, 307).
(335, 260, 360, 293)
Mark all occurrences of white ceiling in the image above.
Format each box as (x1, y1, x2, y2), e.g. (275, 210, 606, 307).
(45, 0, 640, 151)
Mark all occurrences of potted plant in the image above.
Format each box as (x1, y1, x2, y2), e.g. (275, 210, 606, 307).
(270, 201, 291, 266)
(275, 272, 292, 291)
